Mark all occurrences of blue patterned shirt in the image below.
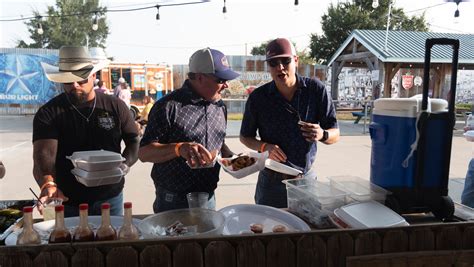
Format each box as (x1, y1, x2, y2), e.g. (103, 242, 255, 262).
(240, 74, 338, 172)
(140, 80, 227, 193)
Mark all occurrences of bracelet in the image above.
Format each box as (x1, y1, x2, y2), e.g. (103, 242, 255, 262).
(175, 142, 184, 157)
(40, 181, 57, 192)
(259, 143, 267, 153)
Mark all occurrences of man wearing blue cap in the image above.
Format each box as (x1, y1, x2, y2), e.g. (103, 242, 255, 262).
(139, 48, 239, 213)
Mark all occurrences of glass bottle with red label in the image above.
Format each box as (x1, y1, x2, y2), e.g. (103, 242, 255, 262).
(96, 203, 117, 241)
(118, 202, 139, 240)
(73, 203, 95, 242)
(17, 206, 41, 245)
(48, 205, 72, 243)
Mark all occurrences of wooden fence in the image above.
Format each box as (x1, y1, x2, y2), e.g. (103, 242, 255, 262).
(1, 221, 474, 267)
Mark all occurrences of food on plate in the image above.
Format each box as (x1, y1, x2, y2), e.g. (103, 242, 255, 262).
(272, 225, 288, 233)
(249, 223, 263, 233)
(222, 155, 256, 171)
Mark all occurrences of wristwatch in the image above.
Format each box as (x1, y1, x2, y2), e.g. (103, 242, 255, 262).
(319, 130, 329, 142)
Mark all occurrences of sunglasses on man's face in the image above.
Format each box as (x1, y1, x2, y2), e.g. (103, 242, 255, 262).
(64, 77, 89, 85)
(268, 57, 293, 68)
(205, 74, 228, 84)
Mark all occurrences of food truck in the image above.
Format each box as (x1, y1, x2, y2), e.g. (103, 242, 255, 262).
(97, 63, 173, 116)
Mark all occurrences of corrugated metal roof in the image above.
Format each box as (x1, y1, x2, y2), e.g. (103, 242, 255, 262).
(328, 30, 474, 66)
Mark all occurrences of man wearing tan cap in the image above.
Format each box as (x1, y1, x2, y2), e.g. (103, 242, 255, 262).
(33, 46, 139, 216)
(139, 48, 239, 213)
(240, 38, 340, 208)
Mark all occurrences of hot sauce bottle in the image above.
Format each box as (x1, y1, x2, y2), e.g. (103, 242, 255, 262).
(16, 206, 41, 245)
(48, 205, 72, 243)
(73, 203, 95, 242)
(96, 203, 117, 241)
(118, 202, 139, 240)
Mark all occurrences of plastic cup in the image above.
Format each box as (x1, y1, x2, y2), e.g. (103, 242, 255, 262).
(42, 198, 63, 221)
(186, 192, 209, 209)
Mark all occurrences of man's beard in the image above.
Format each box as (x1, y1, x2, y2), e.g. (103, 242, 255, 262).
(66, 91, 88, 105)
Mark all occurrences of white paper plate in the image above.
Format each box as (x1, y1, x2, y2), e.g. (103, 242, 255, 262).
(5, 215, 141, 246)
(265, 159, 303, 176)
(218, 204, 310, 235)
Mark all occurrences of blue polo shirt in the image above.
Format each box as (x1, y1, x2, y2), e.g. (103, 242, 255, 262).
(140, 80, 227, 193)
(240, 74, 337, 172)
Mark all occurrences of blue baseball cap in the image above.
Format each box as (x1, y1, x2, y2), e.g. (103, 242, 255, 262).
(189, 48, 240, 80)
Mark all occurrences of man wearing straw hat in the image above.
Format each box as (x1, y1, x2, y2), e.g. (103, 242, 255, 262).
(33, 46, 139, 217)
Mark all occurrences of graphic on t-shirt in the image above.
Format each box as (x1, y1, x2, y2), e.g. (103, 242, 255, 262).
(97, 112, 115, 130)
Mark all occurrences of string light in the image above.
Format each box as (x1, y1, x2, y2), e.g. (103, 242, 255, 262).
(36, 16, 43, 35)
(155, 5, 160, 20)
(222, 0, 227, 14)
(0, 1, 210, 22)
(92, 12, 98, 31)
(372, 0, 379, 9)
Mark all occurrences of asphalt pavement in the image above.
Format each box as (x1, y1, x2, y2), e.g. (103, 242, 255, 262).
(0, 115, 471, 217)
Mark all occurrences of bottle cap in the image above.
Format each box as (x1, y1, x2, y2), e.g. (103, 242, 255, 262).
(124, 202, 132, 209)
(79, 203, 89, 210)
(23, 206, 33, 212)
(101, 203, 110, 209)
(55, 205, 64, 212)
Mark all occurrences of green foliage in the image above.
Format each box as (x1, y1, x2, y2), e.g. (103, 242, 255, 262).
(17, 0, 108, 49)
(310, 0, 428, 64)
(250, 41, 269, 56)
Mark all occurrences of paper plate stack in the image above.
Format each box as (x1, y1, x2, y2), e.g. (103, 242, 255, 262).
(67, 150, 125, 187)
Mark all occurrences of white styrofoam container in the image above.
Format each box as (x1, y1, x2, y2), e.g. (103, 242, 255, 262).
(334, 201, 409, 228)
(283, 178, 347, 227)
(67, 150, 124, 171)
(327, 176, 390, 203)
(71, 167, 123, 187)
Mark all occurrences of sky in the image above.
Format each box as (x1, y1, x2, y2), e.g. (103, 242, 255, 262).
(1, 0, 473, 64)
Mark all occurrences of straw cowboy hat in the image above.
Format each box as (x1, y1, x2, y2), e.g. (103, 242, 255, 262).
(41, 46, 110, 83)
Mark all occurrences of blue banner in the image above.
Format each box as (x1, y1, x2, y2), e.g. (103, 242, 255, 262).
(0, 53, 60, 105)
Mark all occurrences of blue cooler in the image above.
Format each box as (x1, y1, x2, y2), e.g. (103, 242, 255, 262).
(370, 98, 452, 216)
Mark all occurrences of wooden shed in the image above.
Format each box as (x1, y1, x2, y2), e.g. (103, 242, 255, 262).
(328, 30, 474, 100)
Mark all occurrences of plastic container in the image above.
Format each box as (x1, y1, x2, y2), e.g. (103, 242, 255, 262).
(334, 201, 409, 228)
(327, 176, 390, 203)
(67, 150, 124, 172)
(282, 179, 347, 227)
(138, 208, 225, 239)
(370, 98, 448, 188)
(71, 167, 123, 187)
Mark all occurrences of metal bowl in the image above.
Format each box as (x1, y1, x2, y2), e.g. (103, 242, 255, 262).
(138, 208, 225, 239)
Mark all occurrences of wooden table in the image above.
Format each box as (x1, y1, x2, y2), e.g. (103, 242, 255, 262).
(1, 215, 474, 267)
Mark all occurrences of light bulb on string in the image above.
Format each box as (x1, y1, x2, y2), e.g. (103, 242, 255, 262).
(155, 5, 161, 26)
(36, 16, 43, 35)
(294, 0, 299, 12)
(92, 13, 99, 31)
(372, 0, 379, 9)
(222, 0, 227, 19)
(37, 22, 43, 35)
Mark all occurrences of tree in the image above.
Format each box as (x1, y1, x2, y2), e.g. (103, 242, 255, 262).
(309, 0, 428, 64)
(17, 0, 108, 49)
(250, 41, 269, 56)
